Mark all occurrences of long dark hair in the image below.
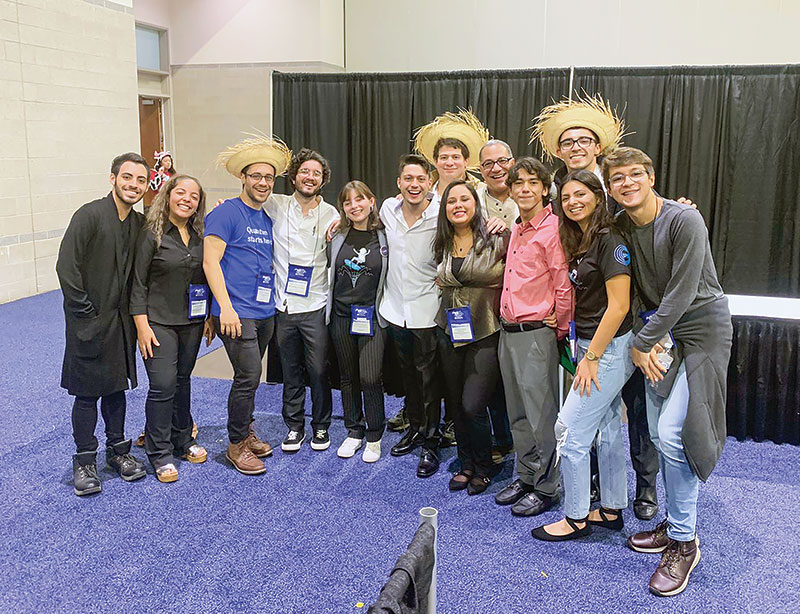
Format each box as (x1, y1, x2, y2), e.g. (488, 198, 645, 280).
(433, 179, 490, 263)
(557, 170, 613, 261)
(146, 174, 206, 246)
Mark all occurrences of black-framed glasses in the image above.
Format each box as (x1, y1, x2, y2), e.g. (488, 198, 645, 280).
(558, 136, 597, 151)
(480, 157, 513, 171)
(246, 173, 275, 183)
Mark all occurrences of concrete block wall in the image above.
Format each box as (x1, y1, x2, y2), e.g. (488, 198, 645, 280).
(0, 0, 140, 304)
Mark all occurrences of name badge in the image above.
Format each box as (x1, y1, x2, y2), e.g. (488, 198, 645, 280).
(568, 320, 578, 363)
(639, 309, 675, 347)
(350, 305, 374, 336)
(447, 306, 474, 343)
(286, 264, 313, 297)
(256, 271, 274, 304)
(188, 284, 209, 319)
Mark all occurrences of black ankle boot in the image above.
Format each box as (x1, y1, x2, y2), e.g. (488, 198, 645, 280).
(634, 485, 659, 520)
(106, 439, 146, 482)
(73, 452, 102, 496)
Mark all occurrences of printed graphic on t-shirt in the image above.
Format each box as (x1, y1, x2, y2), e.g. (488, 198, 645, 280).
(340, 247, 374, 288)
(569, 257, 586, 290)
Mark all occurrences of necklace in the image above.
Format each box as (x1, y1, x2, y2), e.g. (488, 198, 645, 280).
(453, 234, 473, 256)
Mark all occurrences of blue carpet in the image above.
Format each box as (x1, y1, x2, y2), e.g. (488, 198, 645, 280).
(1, 291, 799, 613)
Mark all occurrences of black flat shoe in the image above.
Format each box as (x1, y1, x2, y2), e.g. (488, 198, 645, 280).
(467, 475, 491, 495)
(588, 507, 624, 531)
(531, 516, 591, 542)
(448, 471, 472, 492)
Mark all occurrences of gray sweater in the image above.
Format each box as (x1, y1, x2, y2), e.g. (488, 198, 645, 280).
(617, 199, 724, 353)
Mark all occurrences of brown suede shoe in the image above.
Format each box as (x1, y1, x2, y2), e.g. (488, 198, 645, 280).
(226, 441, 266, 475)
(648, 538, 701, 597)
(627, 519, 671, 553)
(246, 426, 273, 458)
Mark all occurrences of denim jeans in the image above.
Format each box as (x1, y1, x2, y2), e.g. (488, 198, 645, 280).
(645, 362, 698, 541)
(556, 332, 634, 519)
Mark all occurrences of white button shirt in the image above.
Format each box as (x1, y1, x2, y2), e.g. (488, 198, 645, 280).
(476, 183, 519, 223)
(378, 197, 440, 329)
(266, 193, 339, 314)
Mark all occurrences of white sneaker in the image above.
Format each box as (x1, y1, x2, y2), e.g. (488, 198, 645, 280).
(362, 439, 381, 463)
(337, 436, 364, 458)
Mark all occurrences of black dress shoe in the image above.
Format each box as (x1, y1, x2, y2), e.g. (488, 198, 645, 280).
(467, 475, 491, 496)
(390, 430, 422, 457)
(531, 516, 591, 542)
(511, 492, 555, 517)
(494, 479, 530, 506)
(416, 449, 439, 478)
(634, 486, 659, 520)
(448, 471, 472, 492)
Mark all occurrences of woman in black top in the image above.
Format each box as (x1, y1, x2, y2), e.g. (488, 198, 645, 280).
(130, 175, 213, 482)
(433, 179, 508, 495)
(326, 181, 388, 463)
(532, 170, 635, 540)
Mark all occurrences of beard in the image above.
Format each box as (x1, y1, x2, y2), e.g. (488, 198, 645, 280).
(113, 182, 143, 206)
(245, 183, 271, 204)
(294, 182, 322, 199)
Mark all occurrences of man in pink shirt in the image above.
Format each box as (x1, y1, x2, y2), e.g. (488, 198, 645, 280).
(494, 157, 573, 517)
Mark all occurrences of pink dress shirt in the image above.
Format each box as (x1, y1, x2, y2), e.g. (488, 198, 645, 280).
(500, 204, 573, 338)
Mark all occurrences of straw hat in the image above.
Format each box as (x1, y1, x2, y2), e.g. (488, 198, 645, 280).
(532, 94, 625, 160)
(413, 108, 490, 170)
(216, 132, 292, 177)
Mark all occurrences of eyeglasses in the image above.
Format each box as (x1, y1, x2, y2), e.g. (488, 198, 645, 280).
(609, 169, 650, 187)
(297, 168, 323, 179)
(558, 136, 597, 151)
(480, 157, 513, 171)
(246, 173, 275, 183)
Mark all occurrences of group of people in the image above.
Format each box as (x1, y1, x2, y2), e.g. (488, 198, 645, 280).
(56, 95, 732, 598)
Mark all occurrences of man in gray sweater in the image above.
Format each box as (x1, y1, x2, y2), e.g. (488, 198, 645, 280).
(605, 147, 732, 597)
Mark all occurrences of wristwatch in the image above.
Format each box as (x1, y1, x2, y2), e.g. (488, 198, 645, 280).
(585, 350, 600, 361)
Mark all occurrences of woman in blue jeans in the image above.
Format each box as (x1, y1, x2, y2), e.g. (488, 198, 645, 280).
(532, 170, 635, 541)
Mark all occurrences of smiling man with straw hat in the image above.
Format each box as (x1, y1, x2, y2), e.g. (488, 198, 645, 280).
(203, 133, 291, 475)
(532, 94, 625, 210)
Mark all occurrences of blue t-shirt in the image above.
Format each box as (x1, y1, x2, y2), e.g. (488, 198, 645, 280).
(205, 197, 276, 319)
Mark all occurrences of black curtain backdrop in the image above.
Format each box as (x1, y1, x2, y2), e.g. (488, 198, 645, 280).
(273, 65, 800, 297)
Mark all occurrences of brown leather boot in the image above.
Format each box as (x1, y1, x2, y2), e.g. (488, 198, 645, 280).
(627, 519, 671, 553)
(648, 538, 701, 597)
(245, 425, 273, 458)
(226, 440, 266, 475)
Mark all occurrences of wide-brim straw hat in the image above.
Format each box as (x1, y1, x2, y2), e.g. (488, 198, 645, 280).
(413, 108, 490, 170)
(216, 132, 292, 177)
(532, 94, 625, 159)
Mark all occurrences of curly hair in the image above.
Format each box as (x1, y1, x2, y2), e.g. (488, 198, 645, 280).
(288, 148, 331, 189)
(145, 174, 206, 246)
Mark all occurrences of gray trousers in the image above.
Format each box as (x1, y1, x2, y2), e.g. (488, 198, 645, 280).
(498, 327, 560, 498)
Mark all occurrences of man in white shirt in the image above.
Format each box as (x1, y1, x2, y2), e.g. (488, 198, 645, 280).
(266, 148, 339, 453)
(380, 154, 442, 478)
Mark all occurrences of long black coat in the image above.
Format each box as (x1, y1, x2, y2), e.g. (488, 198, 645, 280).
(56, 194, 144, 397)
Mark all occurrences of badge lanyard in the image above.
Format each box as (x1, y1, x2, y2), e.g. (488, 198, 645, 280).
(447, 305, 475, 344)
(350, 305, 375, 336)
(568, 320, 578, 363)
(188, 283, 209, 319)
(236, 200, 275, 305)
(286, 201, 321, 297)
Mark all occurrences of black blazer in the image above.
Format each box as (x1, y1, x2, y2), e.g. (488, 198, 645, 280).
(56, 193, 144, 396)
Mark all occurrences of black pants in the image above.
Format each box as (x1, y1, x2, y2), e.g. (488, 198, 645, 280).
(215, 316, 274, 444)
(142, 321, 203, 468)
(275, 308, 332, 433)
(623, 369, 659, 491)
(387, 324, 440, 450)
(329, 314, 386, 442)
(72, 390, 126, 453)
(487, 376, 512, 449)
(437, 328, 499, 476)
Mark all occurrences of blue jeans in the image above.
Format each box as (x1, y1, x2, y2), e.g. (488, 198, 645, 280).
(645, 362, 698, 541)
(556, 332, 634, 519)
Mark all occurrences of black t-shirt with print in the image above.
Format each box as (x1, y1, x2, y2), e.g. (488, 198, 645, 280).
(333, 228, 382, 317)
(569, 229, 633, 339)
